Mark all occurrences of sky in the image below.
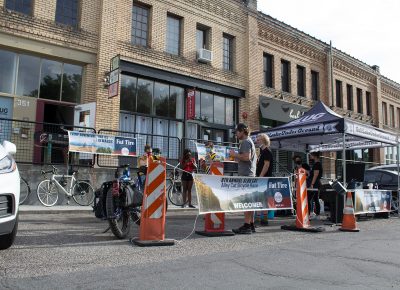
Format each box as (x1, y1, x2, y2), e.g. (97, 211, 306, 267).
(258, 0, 400, 84)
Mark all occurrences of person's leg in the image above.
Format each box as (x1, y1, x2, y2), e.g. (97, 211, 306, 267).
(187, 180, 194, 206)
(314, 191, 321, 215)
(181, 180, 188, 207)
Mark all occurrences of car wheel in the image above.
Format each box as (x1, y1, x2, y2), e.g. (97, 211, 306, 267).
(0, 216, 18, 250)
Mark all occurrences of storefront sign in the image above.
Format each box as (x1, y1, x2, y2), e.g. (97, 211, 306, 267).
(110, 55, 120, 71)
(109, 69, 119, 85)
(186, 89, 196, 120)
(259, 96, 308, 124)
(193, 175, 293, 214)
(354, 189, 391, 214)
(108, 81, 119, 98)
(68, 131, 137, 156)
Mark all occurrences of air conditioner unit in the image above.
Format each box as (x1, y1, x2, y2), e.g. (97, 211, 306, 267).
(197, 48, 213, 63)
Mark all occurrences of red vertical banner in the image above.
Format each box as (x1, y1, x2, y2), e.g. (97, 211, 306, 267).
(186, 89, 196, 120)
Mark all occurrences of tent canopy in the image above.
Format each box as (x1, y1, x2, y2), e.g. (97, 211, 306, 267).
(264, 101, 398, 152)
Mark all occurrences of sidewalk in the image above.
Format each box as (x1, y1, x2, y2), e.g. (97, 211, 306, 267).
(19, 205, 198, 214)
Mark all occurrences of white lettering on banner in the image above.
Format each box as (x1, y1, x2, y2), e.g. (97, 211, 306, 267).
(233, 202, 263, 209)
(268, 124, 324, 138)
(289, 113, 325, 125)
(289, 109, 304, 120)
(352, 124, 397, 144)
(268, 182, 288, 189)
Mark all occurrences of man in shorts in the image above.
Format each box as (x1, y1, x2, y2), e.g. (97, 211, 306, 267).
(232, 123, 257, 234)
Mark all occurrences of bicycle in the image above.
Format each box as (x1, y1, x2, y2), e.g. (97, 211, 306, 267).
(37, 165, 95, 207)
(19, 176, 31, 205)
(167, 164, 184, 206)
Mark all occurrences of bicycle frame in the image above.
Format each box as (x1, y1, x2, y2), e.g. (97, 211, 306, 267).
(50, 173, 77, 197)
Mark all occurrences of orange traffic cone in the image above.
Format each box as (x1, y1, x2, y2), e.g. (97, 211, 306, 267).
(281, 168, 325, 232)
(339, 192, 359, 232)
(196, 162, 234, 237)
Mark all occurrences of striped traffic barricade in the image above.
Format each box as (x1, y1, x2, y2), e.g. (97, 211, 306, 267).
(196, 162, 235, 237)
(132, 156, 175, 246)
(281, 168, 325, 232)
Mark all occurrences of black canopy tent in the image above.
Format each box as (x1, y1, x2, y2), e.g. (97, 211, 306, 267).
(263, 101, 399, 185)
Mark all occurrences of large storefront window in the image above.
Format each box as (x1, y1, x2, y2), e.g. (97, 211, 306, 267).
(120, 75, 184, 120)
(194, 91, 236, 126)
(0, 49, 83, 103)
(16, 54, 40, 97)
(0, 50, 17, 95)
(214, 95, 225, 125)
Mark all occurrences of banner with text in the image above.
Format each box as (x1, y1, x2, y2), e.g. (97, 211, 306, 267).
(354, 189, 391, 214)
(193, 174, 293, 214)
(195, 143, 238, 162)
(68, 131, 137, 156)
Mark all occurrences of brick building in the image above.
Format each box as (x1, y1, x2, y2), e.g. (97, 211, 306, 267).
(0, 0, 399, 171)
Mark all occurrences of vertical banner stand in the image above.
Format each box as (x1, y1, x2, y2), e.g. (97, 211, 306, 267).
(281, 168, 325, 232)
(196, 162, 235, 237)
(132, 157, 175, 246)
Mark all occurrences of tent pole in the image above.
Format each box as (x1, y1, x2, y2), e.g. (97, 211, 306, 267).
(342, 133, 346, 187)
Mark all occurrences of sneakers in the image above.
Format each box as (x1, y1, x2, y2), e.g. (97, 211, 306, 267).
(188, 204, 196, 209)
(232, 223, 252, 234)
(250, 223, 256, 233)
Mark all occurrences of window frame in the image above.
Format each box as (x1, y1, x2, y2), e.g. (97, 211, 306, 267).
(311, 70, 319, 100)
(131, 3, 150, 47)
(346, 84, 353, 111)
(5, 0, 32, 15)
(335, 80, 343, 108)
(382, 102, 388, 125)
(296, 65, 305, 97)
(166, 14, 182, 56)
(356, 88, 363, 114)
(223, 33, 234, 71)
(281, 59, 290, 93)
(263, 53, 274, 88)
(366, 91, 372, 115)
(55, 0, 80, 28)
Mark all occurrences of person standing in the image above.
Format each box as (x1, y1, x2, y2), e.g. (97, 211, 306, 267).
(308, 152, 323, 217)
(180, 149, 197, 208)
(255, 133, 274, 226)
(232, 123, 257, 234)
(292, 155, 310, 187)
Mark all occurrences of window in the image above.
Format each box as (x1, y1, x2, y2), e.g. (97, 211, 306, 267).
(389, 105, 394, 127)
(5, 0, 32, 15)
(62, 63, 82, 103)
(196, 25, 209, 50)
(214, 96, 225, 125)
(263, 54, 273, 88)
(16, 54, 40, 98)
(397, 108, 400, 128)
(131, 4, 149, 47)
(366, 91, 372, 115)
(356, 88, 363, 114)
(281, 60, 290, 93)
(297, 65, 305, 97)
(166, 15, 181, 55)
(120, 75, 137, 113)
(0, 50, 17, 95)
(169, 86, 183, 119)
(194, 91, 235, 125)
(335, 80, 342, 108)
(137, 78, 153, 114)
(55, 0, 79, 27)
(153, 82, 169, 117)
(200, 92, 213, 123)
(223, 34, 233, 71)
(311, 71, 319, 100)
(382, 102, 387, 125)
(346, 84, 353, 111)
(40, 59, 63, 101)
(225, 98, 234, 126)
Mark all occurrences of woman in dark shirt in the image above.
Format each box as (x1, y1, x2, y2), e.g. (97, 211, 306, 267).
(180, 149, 197, 208)
(256, 133, 273, 226)
(308, 151, 323, 216)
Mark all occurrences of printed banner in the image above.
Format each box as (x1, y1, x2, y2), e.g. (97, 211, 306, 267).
(195, 143, 237, 163)
(186, 89, 196, 120)
(193, 174, 293, 214)
(68, 131, 137, 156)
(354, 189, 391, 214)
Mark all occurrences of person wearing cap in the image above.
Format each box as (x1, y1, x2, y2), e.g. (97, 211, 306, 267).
(231, 123, 257, 234)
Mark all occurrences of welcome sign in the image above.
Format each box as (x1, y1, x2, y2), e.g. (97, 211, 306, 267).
(68, 131, 137, 156)
(193, 174, 293, 214)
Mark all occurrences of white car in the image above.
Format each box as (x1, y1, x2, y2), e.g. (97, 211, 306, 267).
(0, 141, 19, 250)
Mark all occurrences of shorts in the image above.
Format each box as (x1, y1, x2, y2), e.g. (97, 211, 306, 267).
(181, 172, 193, 181)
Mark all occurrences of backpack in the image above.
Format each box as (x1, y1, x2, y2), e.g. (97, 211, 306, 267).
(93, 181, 112, 219)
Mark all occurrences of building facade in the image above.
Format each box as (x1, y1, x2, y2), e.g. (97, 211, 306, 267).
(0, 0, 399, 170)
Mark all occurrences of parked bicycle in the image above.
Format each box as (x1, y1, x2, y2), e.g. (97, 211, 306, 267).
(105, 164, 143, 239)
(19, 176, 31, 205)
(166, 163, 198, 207)
(37, 165, 94, 207)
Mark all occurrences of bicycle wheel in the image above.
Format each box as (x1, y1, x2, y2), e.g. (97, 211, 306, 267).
(72, 181, 95, 206)
(106, 187, 130, 239)
(19, 177, 31, 205)
(37, 180, 59, 207)
(167, 182, 185, 206)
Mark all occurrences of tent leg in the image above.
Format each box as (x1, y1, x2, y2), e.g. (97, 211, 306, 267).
(342, 133, 346, 186)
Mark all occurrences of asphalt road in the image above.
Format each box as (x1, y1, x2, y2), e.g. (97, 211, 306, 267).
(1, 212, 400, 289)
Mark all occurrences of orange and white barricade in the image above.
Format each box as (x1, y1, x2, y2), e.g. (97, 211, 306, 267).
(196, 162, 235, 237)
(132, 156, 174, 246)
(281, 168, 325, 232)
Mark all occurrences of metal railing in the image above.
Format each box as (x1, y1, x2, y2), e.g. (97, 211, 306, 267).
(0, 117, 95, 166)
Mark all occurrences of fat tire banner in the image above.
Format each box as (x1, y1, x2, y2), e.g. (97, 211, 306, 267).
(193, 174, 293, 214)
(68, 131, 137, 156)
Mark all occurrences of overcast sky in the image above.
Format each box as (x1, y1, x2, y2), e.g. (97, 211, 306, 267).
(258, 0, 400, 84)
